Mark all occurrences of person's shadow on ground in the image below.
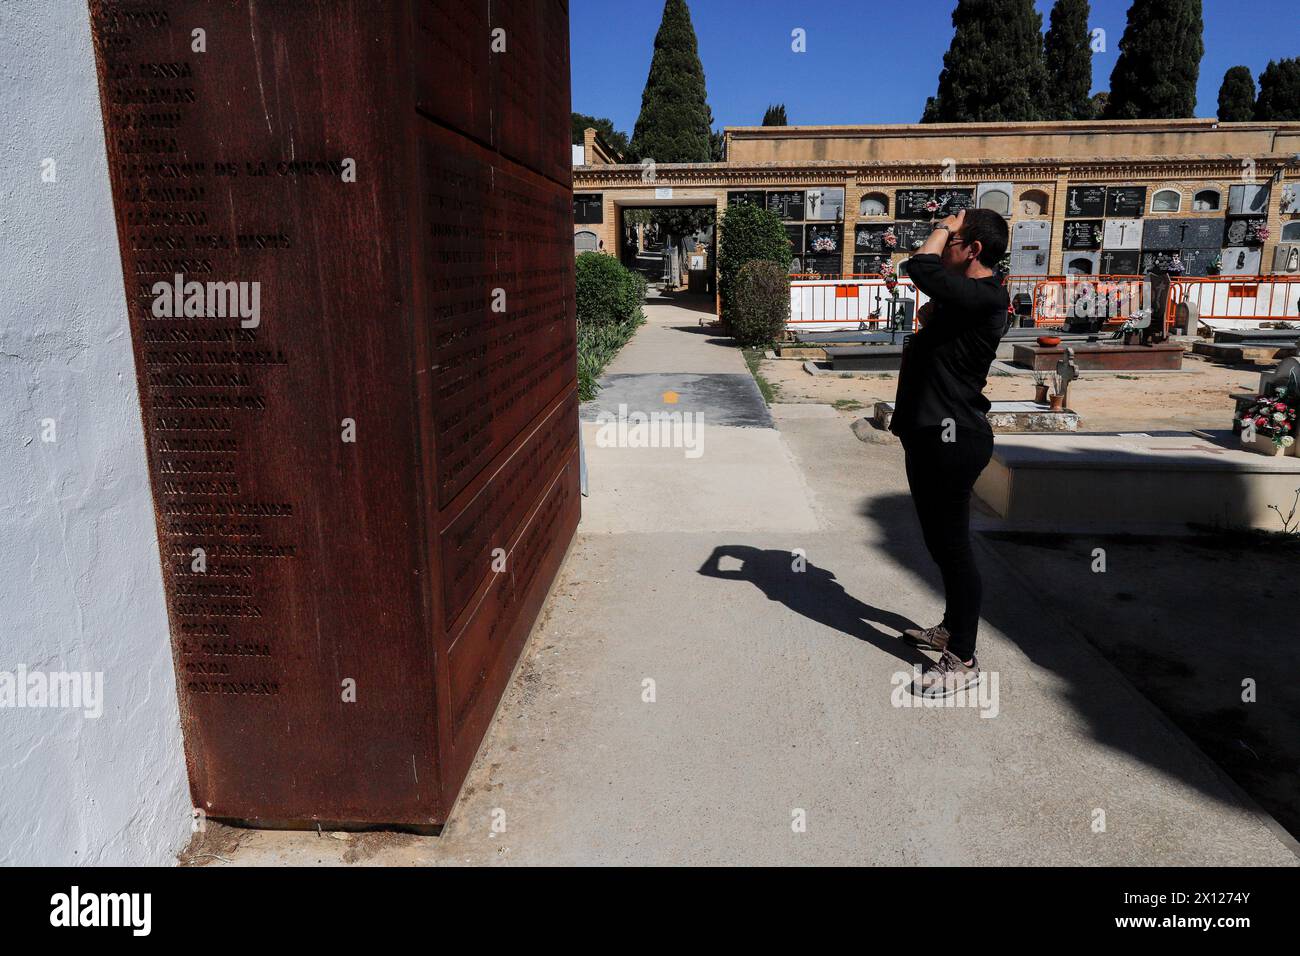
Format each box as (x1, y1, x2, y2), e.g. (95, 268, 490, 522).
(697, 545, 927, 666)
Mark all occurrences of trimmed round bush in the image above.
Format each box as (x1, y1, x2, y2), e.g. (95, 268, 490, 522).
(575, 251, 646, 326)
(730, 260, 791, 346)
(718, 203, 793, 325)
(574, 252, 646, 401)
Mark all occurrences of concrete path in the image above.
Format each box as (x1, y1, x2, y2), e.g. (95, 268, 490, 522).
(209, 293, 1298, 866)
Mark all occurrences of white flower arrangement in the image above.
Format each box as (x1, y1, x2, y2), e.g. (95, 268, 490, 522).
(1241, 387, 1298, 448)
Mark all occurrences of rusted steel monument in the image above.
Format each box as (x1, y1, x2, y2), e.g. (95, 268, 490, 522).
(88, 0, 579, 828)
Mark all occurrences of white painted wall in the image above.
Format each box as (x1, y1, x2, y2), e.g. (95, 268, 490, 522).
(0, 2, 190, 865)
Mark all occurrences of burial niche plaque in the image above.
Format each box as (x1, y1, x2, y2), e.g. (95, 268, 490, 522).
(1103, 218, 1144, 250)
(1176, 248, 1218, 276)
(895, 189, 937, 220)
(854, 254, 891, 275)
(1066, 186, 1106, 218)
(767, 190, 806, 220)
(1099, 250, 1141, 275)
(855, 223, 891, 252)
(1105, 186, 1147, 218)
(1143, 218, 1225, 251)
(935, 188, 975, 216)
(88, 0, 580, 828)
(896, 221, 934, 251)
(1064, 220, 1103, 250)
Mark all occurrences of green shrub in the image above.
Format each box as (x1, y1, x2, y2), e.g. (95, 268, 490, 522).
(730, 260, 790, 346)
(573, 252, 646, 400)
(575, 251, 645, 326)
(718, 203, 792, 325)
(577, 347, 605, 402)
(577, 316, 642, 400)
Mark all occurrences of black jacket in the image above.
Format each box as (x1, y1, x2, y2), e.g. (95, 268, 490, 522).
(890, 254, 1009, 438)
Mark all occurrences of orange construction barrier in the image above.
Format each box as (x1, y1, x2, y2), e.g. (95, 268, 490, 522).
(1029, 275, 1149, 328)
(788, 272, 1300, 335)
(1167, 276, 1300, 329)
(788, 275, 927, 330)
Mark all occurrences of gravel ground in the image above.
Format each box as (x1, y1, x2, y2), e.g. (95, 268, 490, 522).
(759, 351, 1267, 433)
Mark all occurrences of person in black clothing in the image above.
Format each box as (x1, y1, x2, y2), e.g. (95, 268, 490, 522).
(889, 208, 1010, 698)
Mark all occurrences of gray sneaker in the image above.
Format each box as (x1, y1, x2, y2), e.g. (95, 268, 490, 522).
(914, 650, 981, 698)
(902, 623, 950, 652)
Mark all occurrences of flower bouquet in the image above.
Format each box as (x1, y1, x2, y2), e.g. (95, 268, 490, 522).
(882, 227, 898, 249)
(811, 234, 838, 253)
(880, 259, 899, 296)
(1239, 387, 1298, 456)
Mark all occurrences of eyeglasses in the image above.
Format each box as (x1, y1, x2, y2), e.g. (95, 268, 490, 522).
(945, 235, 968, 248)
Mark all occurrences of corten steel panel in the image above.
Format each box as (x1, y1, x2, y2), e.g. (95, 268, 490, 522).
(415, 122, 576, 509)
(413, 0, 492, 143)
(89, 0, 578, 828)
(413, 0, 572, 188)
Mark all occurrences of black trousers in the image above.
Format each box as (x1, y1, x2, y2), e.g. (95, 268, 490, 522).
(901, 426, 994, 661)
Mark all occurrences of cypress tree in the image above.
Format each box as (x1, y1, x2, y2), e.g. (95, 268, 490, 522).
(1254, 58, 1300, 121)
(762, 104, 788, 126)
(921, 0, 1050, 123)
(1103, 0, 1203, 119)
(1043, 0, 1093, 120)
(1216, 67, 1256, 122)
(629, 0, 713, 163)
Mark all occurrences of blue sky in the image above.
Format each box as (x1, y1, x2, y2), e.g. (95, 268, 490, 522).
(570, 0, 1298, 132)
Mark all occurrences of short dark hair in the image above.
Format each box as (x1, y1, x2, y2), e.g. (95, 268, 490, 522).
(959, 208, 1009, 268)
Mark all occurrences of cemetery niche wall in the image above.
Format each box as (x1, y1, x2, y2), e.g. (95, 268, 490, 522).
(88, 0, 579, 828)
(577, 120, 1300, 283)
(728, 186, 845, 274)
